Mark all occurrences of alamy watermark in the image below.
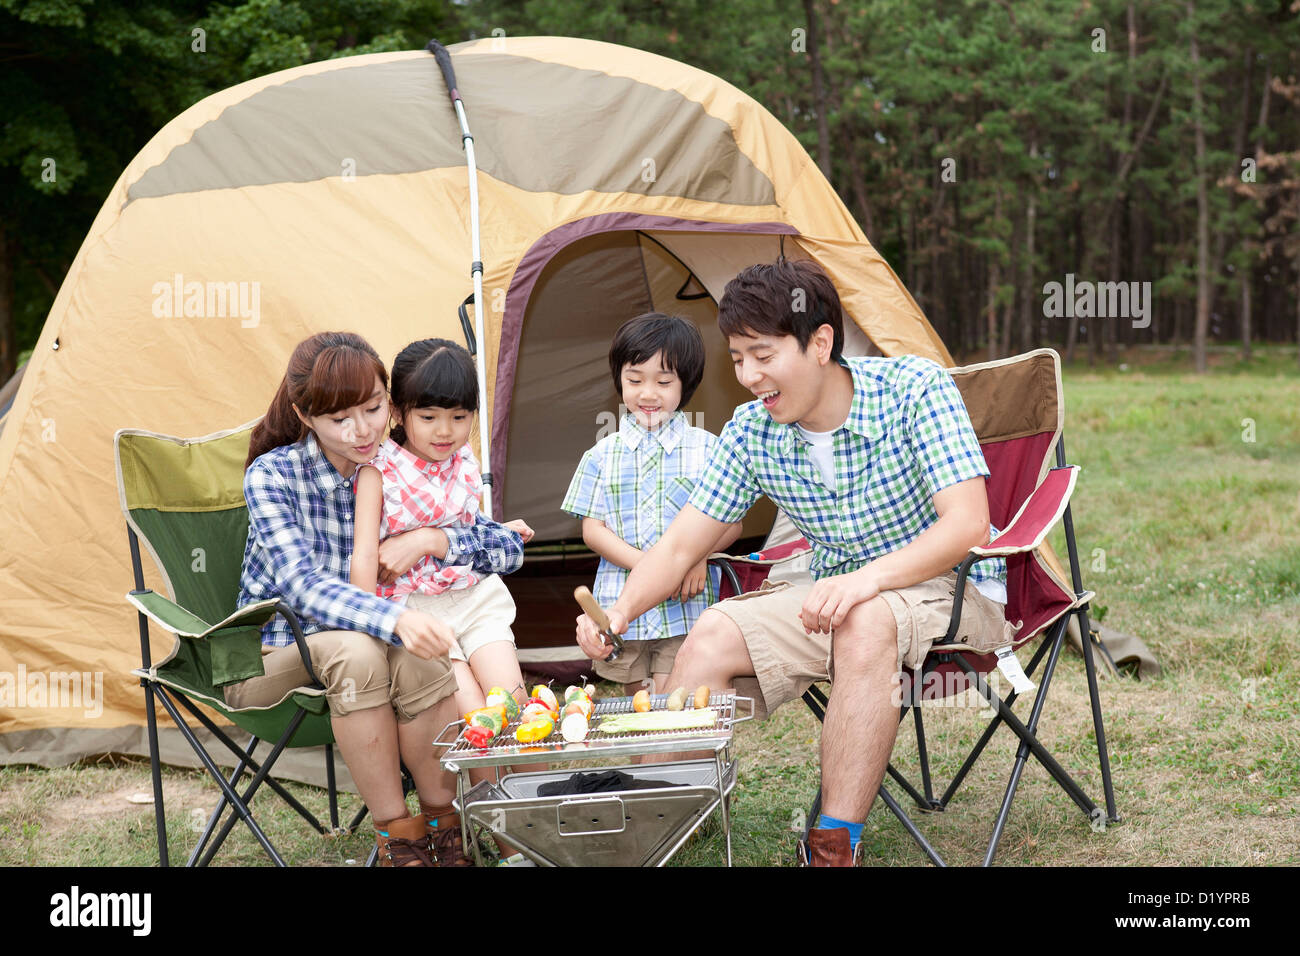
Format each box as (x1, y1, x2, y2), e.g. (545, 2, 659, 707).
(0, 666, 103, 718)
(1042, 274, 1151, 329)
(49, 886, 150, 936)
(596, 405, 706, 440)
(151, 273, 260, 328)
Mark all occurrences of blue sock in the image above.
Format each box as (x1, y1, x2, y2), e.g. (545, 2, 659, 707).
(816, 813, 864, 850)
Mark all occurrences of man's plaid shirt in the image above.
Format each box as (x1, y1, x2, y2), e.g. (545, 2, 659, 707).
(239, 433, 522, 648)
(689, 356, 1005, 588)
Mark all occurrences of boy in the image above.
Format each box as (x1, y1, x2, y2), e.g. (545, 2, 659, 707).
(563, 313, 744, 697)
(575, 261, 1014, 865)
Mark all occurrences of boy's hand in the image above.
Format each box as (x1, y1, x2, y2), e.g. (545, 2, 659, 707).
(394, 609, 457, 659)
(503, 518, 534, 544)
(677, 559, 709, 602)
(800, 566, 882, 634)
(575, 609, 627, 661)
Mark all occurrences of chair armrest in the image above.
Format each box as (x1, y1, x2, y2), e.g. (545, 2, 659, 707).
(971, 465, 1079, 558)
(125, 591, 323, 688)
(124, 590, 278, 637)
(939, 465, 1080, 645)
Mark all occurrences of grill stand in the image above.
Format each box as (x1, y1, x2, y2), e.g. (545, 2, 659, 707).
(435, 694, 751, 866)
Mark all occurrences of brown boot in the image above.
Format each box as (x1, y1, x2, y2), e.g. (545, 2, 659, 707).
(374, 814, 436, 867)
(420, 803, 473, 868)
(797, 827, 861, 867)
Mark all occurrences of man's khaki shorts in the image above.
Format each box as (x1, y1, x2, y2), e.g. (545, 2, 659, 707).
(223, 630, 457, 722)
(594, 635, 686, 685)
(709, 572, 1017, 718)
(405, 574, 517, 664)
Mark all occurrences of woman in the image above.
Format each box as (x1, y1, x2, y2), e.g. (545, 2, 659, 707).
(224, 331, 467, 867)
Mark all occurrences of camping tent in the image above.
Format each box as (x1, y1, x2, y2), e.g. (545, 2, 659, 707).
(0, 36, 951, 770)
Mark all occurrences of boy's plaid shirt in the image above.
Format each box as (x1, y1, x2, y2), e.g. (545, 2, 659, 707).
(239, 433, 521, 648)
(563, 411, 721, 642)
(690, 356, 1005, 588)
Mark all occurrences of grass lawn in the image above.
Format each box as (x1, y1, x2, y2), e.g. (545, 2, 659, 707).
(2, 346, 1297, 866)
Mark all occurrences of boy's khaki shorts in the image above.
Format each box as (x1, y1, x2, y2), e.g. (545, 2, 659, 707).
(594, 635, 686, 685)
(405, 574, 517, 664)
(709, 572, 1017, 719)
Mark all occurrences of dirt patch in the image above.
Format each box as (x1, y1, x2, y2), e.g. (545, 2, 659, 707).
(44, 778, 215, 829)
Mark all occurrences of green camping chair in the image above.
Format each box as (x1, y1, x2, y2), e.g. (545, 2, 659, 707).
(115, 421, 372, 866)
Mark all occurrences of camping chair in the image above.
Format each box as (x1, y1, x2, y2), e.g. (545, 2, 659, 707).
(711, 348, 1120, 865)
(115, 422, 378, 866)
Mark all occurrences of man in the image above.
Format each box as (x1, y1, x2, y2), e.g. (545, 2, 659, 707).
(576, 259, 1016, 866)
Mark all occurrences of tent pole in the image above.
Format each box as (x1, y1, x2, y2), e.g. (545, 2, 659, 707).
(428, 39, 493, 518)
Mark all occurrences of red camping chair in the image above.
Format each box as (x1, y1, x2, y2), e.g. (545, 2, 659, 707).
(710, 349, 1120, 866)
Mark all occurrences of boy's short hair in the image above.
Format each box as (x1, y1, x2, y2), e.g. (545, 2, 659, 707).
(608, 313, 707, 406)
(717, 259, 844, 360)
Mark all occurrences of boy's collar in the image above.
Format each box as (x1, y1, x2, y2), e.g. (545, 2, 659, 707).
(619, 409, 686, 452)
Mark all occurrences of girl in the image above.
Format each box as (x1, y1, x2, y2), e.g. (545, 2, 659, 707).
(349, 339, 534, 856)
(227, 331, 460, 867)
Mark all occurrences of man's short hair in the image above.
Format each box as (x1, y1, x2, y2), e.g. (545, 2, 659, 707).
(608, 313, 707, 405)
(718, 259, 844, 360)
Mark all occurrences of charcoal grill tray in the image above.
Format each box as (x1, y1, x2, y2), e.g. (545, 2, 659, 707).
(455, 759, 737, 867)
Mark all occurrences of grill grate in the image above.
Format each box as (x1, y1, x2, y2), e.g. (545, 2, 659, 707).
(439, 693, 747, 769)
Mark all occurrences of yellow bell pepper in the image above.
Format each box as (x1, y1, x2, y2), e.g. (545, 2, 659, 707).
(514, 716, 554, 743)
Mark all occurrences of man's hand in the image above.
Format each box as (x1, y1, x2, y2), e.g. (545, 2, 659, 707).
(378, 528, 448, 585)
(503, 518, 535, 544)
(393, 609, 457, 660)
(575, 608, 628, 661)
(800, 566, 882, 634)
(676, 559, 709, 602)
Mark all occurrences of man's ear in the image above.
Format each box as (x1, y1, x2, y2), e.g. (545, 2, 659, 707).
(812, 324, 836, 365)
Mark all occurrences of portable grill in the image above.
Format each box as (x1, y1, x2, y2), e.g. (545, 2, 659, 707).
(435, 693, 752, 866)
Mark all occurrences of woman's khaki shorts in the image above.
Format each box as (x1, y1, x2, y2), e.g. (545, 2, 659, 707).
(594, 635, 686, 684)
(709, 572, 1016, 718)
(404, 573, 517, 664)
(223, 630, 457, 722)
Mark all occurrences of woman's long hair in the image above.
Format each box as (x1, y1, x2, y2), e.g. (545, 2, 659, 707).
(246, 332, 388, 468)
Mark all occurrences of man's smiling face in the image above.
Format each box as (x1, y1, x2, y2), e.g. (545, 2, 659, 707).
(728, 331, 826, 426)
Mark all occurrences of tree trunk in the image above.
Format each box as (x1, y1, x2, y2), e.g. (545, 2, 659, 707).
(803, 0, 832, 179)
(1188, 0, 1211, 374)
(1019, 140, 1038, 352)
(0, 221, 16, 382)
(1243, 58, 1272, 361)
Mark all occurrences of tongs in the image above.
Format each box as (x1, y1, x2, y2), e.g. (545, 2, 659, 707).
(573, 586, 625, 661)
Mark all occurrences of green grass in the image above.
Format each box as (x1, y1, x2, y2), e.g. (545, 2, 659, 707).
(3, 350, 1298, 866)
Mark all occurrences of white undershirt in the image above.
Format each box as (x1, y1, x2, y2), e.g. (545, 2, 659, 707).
(794, 423, 1007, 606)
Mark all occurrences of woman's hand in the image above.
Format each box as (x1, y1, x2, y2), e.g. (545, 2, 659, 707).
(377, 528, 448, 585)
(394, 609, 457, 660)
(677, 559, 709, 602)
(503, 518, 534, 543)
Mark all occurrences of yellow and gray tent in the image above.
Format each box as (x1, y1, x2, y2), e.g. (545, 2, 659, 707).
(0, 36, 949, 769)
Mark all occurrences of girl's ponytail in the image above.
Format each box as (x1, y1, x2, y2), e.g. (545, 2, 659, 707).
(246, 332, 387, 469)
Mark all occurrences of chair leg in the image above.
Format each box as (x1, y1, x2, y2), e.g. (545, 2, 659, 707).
(194, 707, 313, 866)
(173, 693, 330, 834)
(326, 744, 340, 831)
(938, 629, 1056, 808)
(1076, 605, 1121, 823)
(877, 785, 946, 866)
(189, 733, 259, 866)
(142, 683, 170, 867)
(983, 623, 1070, 864)
(952, 655, 1097, 820)
(152, 686, 288, 866)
